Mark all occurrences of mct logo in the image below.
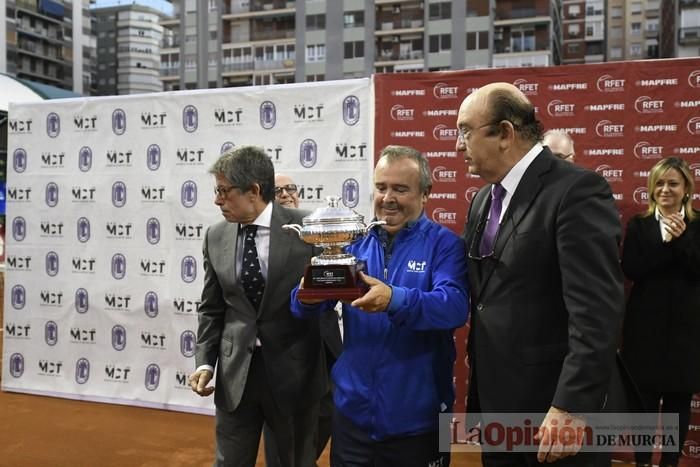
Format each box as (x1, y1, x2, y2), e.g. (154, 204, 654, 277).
(13, 148, 28, 173)
(145, 364, 161, 391)
(141, 186, 166, 202)
(12, 217, 27, 242)
(144, 291, 159, 318)
(407, 260, 427, 272)
(38, 359, 63, 376)
(176, 147, 204, 164)
(71, 256, 96, 274)
(111, 254, 127, 280)
(343, 95, 360, 126)
(40, 151, 65, 167)
(46, 251, 59, 277)
(140, 111, 167, 128)
(8, 118, 33, 133)
(40, 221, 63, 237)
(182, 105, 198, 132)
(181, 256, 197, 283)
(46, 112, 61, 138)
(180, 330, 196, 357)
(71, 185, 97, 202)
(146, 218, 161, 244)
(45, 321, 59, 346)
(7, 255, 32, 270)
(342, 179, 360, 208)
(40, 289, 63, 306)
(5, 323, 30, 338)
(146, 144, 161, 170)
(78, 146, 93, 172)
(141, 258, 166, 276)
(9, 353, 25, 378)
(104, 364, 131, 382)
(111, 325, 127, 351)
(335, 143, 367, 160)
(77, 217, 91, 243)
(299, 139, 317, 168)
(141, 331, 166, 349)
(75, 358, 90, 384)
(260, 101, 276, 129)
(106, 222, 133, 239)
(70, 327, 97, 344)
(45, 182, 59, 207)
(106, 149, 133, 167)
(73, 115, 97, 131)
(11, 285, 26, 310)
(173, 298, 201, 315)
(214, 107, 243, 125)
(181, 180, 197, 208)
(105, 293, 132, 311)
(7, 186, 32, 202)
(75, 288, 89, 314)
(112, 181, 127, 207)
(112, 108, 126, 135)
(175, 223, 204, 240)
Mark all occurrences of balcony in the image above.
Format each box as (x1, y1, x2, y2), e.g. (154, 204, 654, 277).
(376, 50, 424, 62)
(679, 26, 700, 45)
(223, 0, 295, 19)
(159, 66, 180, 77)
(161, 38, 180, 49)
(250, 29, 295, 42)
(376, 18, 424, 34)
(495, 6, 549, 21)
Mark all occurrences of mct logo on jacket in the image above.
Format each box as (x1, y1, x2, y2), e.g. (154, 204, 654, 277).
(407, 260, 427, 272)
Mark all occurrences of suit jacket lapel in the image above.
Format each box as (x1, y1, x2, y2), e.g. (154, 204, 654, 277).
(259, 204, 292, 317)
(223, 222, 246, 298)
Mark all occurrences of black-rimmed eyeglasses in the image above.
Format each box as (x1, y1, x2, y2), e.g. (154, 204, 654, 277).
(214, 185, 238, 197)
(275, 184, 297, 196)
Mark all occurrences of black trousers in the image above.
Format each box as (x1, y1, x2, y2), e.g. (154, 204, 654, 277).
(330, 410, 449, 467)
(634, 391, 692, 467)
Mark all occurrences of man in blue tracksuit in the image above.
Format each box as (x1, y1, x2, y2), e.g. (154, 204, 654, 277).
(291, 145, 469, 467)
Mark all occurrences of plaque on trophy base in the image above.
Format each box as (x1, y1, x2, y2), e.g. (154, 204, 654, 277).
(283, 196, 384, 302)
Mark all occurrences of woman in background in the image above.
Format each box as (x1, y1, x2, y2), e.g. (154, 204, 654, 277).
(621, 157, 700, 467)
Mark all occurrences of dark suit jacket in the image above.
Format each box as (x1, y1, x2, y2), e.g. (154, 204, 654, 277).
(195, 203, 327, 415)
(621, 211, 700, 393)
(463, 149, 625, 416)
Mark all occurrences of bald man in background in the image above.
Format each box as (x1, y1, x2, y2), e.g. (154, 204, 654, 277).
(542, 129, 576, 163)
(275, 174, 300, 208)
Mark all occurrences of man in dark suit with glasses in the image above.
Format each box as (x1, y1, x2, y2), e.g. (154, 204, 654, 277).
(457, 82, 624, 467)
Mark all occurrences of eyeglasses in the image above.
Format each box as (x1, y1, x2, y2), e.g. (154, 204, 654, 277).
(214, 185, 238, 197)
(274, 184, 297, 196)
(553, 152, 574, 161)
(457, 122, 498, 144)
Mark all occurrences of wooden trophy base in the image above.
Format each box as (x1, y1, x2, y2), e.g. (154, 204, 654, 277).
(297, 263, 366, 301)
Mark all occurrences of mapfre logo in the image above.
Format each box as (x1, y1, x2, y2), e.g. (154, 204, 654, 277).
(595, 165, 624, 183)
(547, 99, 575, 117)
(513, 79, 538, 95)
(633, 187, 649, 205)
(634, 96, 664, 114)
(432, 166, 458, 183)
(433, 82, 459, 99)
(633, 142, 663, 160)
(595, 120, 624, 137)
(390, 104, 415, 120)
(688, 70, 700, 89)
(596, 75, 626, 92)
(433, 124, 458, 141)
(432, 208, 457, 225)
(687, 116, 700, 135)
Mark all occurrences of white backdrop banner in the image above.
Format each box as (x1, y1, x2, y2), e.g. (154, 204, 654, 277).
(2, 78, 374, 414)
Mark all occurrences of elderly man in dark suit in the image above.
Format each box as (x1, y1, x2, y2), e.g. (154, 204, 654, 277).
(457, 82, 625, 466)
(189, 146, 327, 467)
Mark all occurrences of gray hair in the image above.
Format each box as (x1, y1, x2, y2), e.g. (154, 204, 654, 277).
(209, 146, 275, 202)
(377, 145, 432, 194)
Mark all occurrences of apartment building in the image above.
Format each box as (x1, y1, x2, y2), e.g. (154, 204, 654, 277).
(560, 0, 605, 64)
(1, 0, 96, 95)
(661, 0, 700, 58)
(607, 0, 661, 61)
(93, 2, 169, 95)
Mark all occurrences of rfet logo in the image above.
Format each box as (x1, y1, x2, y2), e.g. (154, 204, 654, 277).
(343, 95, 360, 126)
(146, 218, 160, 245)
(433, 124, 458, 141)
(342, 178, 360, 208)
(112, 109, 126, 135)
(596, 75, 625, 92)
(182, 105, 198, 133)
(595, 165, 624, 183)
(595, 120, 624, 137)
(432, 166, 458, 183)
(513, 79, 538, 95)
(146, 144, 161, 171)
(75, 358, 90, 384)
(145, 364, 161, 391)
(144, 291, 159, 318)
(634, 96, 664, 114)
(75, 288, 89, 314)
(390, 104, 414, 120)
(689, 163, 700, 181)
(433, 82, 459, 99)
(181, 256, 197, 283)
(687, 116, 700, 135)
(12, 217, 27, 242)
(181, 180, 197, 208)
(180, 330, 196, 357)
(633, 142, 663, 160)
(633, 187, 649, 205)
(432, 208, 457, 225)
(9, 353, 24, 378)
(13, 148, 27, 173)
(45, 321, 58, 346)
(547, 99, 575, 117)
(689, 70, 700, 89)
(46, 112, 60, 138)
(683, 440, 700, 458)
(112, 325, 127, 351)
(11, 285, 26, 310)
(260, 101, 276, 129)
(465, 186, 480, 203)
(300, 139, 318, 168)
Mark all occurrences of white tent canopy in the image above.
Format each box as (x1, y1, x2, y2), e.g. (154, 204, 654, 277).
(0, 74, 44, 112)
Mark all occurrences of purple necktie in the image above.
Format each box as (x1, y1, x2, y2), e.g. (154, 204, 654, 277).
(479, 184, 506, 257)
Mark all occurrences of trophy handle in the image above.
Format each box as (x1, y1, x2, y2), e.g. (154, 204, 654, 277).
(365, 220, 387, 233)
(282, 224, 302, 236)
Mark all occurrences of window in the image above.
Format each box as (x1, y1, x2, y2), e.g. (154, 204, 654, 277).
(568, 24, 580, 36)
(306, 44, 325, 62)
(466, 31, 489, 50)
(429, 2, 451, 20)
(647, 20, 659, 32)
(630, 2, 642, 14)
(631, 22, 641, 36)
(344, 41, 364, 59)
(344, 11, 364, 28)
(429, 34, 451, 53)
(630, 43, 642, 55)
(610, 26, 623, 39)
(306, 14, 325, 30)
(567, 43, 580, 54)
(510, 28, 535, 52)
(568, 4, 580, 17)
